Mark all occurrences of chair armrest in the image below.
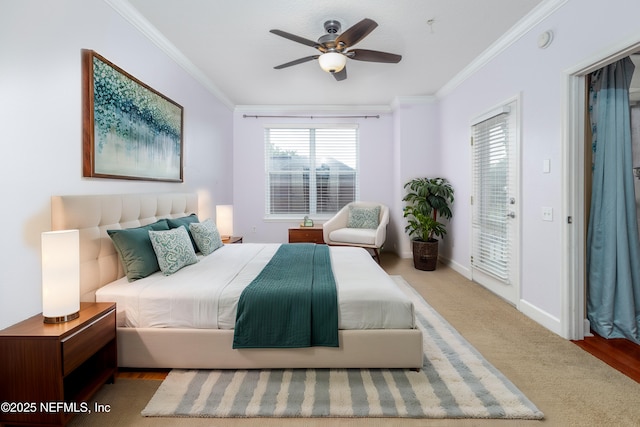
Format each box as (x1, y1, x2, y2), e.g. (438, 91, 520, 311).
(323, 205, 350, 243)
(374, 206, 390, 248)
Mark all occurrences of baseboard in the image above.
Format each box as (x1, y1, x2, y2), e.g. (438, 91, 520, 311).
(519, 299, 563, 337)
(439, 256, 472, 280)
(408, 253, 572, 341)
(399, 250, 412, 259)
(398, 252, 472, 280)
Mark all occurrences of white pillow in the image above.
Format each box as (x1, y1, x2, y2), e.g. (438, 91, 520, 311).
(148, 226, 198, 275)
(189, 218, 223, 255)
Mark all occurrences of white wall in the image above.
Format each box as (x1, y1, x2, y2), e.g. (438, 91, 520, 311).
(0, 0, 233, 329)
(436, 0, 640, 332)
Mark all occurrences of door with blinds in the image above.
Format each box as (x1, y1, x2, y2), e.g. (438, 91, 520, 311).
(471, 100, 520, 305)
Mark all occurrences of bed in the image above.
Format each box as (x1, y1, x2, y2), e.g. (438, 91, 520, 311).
(51, 193, 423, 369)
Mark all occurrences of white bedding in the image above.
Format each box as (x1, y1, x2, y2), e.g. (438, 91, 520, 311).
(96, 243, 415, 330)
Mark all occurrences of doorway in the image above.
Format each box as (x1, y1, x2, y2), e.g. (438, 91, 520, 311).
(470, 97, 521, 306)
(563, 42, 640, 341)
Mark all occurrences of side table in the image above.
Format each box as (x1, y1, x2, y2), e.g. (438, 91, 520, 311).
(222, 236, 243, 244)
(0, 302, 117, 426)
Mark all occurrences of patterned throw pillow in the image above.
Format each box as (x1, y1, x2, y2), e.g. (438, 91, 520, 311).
(148, 226, 198, 275)
(189, 218, 223, 256)
(347, 205, 381, 229)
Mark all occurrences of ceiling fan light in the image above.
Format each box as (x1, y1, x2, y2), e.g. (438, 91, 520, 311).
(318, 52, 346, 73)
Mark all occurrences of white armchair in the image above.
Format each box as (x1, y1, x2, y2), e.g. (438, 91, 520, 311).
(322, 202, 389, 263)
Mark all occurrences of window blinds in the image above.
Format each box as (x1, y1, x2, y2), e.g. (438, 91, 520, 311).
(471, 112, 512, 281)
(265, 127, 358, 216)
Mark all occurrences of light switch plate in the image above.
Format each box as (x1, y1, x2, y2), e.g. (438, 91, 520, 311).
(542, 207, 553, 221)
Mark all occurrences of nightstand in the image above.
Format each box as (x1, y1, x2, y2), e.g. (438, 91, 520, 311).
(0, 302, 117, 426)
(222, 236, 243, 244)
(288, 225, 325, 244)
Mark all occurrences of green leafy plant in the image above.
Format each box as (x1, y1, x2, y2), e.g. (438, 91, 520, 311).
(402, 177, 454, 241)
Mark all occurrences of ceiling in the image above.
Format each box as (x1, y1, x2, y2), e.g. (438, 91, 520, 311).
(123, 0, 545, 107)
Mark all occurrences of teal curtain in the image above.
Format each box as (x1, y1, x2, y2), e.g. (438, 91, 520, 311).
(587, 57, 640, 344)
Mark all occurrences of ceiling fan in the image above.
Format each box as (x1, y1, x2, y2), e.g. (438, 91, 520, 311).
(270, 18, 402, 81)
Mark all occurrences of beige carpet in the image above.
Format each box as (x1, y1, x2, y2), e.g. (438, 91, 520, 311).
(70, 255, 640, 426)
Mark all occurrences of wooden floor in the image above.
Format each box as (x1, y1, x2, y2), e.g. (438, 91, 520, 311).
(573, 333, 640, 383)
(117, 368, 170, 380)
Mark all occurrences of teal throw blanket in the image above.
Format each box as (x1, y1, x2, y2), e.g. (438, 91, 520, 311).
(232, 244, 339, 349)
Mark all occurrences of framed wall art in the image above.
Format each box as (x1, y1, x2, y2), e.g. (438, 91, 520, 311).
(82, 49, 184, 182)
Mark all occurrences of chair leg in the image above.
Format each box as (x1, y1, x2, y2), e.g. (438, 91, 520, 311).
(372, 248, 380, 264)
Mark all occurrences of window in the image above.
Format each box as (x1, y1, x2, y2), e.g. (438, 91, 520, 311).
(265, 126, 358, 217)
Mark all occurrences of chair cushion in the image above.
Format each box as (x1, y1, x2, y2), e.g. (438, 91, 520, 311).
(329, 227, 377, 246)
(347, 205, 380, 229)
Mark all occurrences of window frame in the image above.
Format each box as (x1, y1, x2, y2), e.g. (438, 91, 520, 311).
(264, 124, 359, 220)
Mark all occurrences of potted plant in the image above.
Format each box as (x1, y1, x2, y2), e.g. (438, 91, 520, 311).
(402, 177, 454, 271)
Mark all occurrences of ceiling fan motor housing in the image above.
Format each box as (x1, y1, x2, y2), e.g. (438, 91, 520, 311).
(323, 20, 341, 34)
(318, 20, 341, 49)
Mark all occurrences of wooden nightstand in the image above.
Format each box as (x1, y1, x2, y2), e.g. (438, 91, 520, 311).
(0, 302, 117, 426)
(288, 225, 325, 244)
(222, 236, 243, 244)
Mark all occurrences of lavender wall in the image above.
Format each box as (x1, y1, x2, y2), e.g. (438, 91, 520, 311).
(4, 0, 640, 339)
(232, 107, 398, 246)
(436, 0, 640, 330)
(0, 0, 233, 329)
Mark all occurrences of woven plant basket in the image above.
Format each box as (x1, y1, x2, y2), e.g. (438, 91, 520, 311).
(412, 239, 439, 271)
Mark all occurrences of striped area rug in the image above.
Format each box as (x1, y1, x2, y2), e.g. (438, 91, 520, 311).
(141, 276, 543, 419)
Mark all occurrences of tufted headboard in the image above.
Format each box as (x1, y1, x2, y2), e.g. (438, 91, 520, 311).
(51, 193, 198, 302)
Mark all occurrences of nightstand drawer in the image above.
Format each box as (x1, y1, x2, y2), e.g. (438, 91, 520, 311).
(289, 227, 325, 244)
(62, 309, 115, 376)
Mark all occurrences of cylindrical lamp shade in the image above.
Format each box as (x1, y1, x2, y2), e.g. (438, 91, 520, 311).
(42, 230, 80, 323)
(318, 52, 347, 73)
(216, 205, 234, 238)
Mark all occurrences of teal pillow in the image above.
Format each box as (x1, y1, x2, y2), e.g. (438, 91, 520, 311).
(189, 218, 223, 256)
(149, 226, 198, 275)
(107, 219, 169, 281)
(166, 214, 199, 251)
(347, 206, 380, 229)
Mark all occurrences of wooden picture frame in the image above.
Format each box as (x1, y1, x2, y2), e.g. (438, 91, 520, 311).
(82, 49, 184, 182)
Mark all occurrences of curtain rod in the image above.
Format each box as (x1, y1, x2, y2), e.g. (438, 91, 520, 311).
(242, 114, 380, 119)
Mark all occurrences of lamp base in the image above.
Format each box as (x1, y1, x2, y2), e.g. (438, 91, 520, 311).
(43, 311, 80, 324)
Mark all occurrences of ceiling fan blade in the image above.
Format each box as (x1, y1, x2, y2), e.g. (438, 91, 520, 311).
(270, 29, 324, 51)
(335, 18, 378, 48)
(348, 49, 402, 63)
(274, 55, 319, 69)
(332, 67, 347, 81)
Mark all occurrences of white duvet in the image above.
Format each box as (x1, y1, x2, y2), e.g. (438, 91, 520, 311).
(96, 243, 415, 330)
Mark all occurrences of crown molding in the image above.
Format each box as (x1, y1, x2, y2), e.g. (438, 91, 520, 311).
(390, 96, 437, 110)
(105, 0, 567, 110)
(436, 0, 568, 99)
(234, 104, 393, 114)
(104, 0, 235, 110)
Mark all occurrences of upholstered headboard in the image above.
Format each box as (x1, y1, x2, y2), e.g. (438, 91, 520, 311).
(51, 193, 198, 301)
